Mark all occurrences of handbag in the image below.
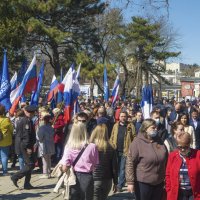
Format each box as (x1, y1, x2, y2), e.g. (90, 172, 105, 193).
(0, 118, 5, 141)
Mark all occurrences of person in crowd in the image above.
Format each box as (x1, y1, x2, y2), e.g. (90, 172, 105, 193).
(110, 111, 136, 192)
(185, 101, 193, 119)
(114, 102, 121, 122)
(52, 107, 65, 164)
(165, 132, 200, 200)
(11, 105, 37, 189)
(178, 113, 196, 149)
(37, 111, 55, 179)
(11, 109, 25, 170)
(126, 118, 168, 200)
(0, 105, 13, 175)
(85, 109, 97, 137)
(90, 124, 118, 200)
(165, 107, 173, 134)
(150, 110, 168, 142)
(60, 123, 99, 200)
(169, 102, 183, 124)
(133, 111, 143, 135)
(79, 102, 86, 112)
(189, 109, 200, 149)
(164, 121, 185, 153)
(105, 102, 114, 123)
(96, 107, 113, 138)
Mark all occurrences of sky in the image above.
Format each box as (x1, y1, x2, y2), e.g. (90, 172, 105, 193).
(111, 0, 200, 65)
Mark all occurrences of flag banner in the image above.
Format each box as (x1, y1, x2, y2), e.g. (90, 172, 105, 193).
(10, 55, 37, 114)
(47, 75, 59, 102)
(17, 59, 28, 85)
(31, 60, 45, 105)
(111, 74, 120, 107)
(0, 50, 11, 111)
(141, 85, 153, 119)
(63, 65, 80, 123)
(103, 66, 109, 102)
(76, 63, 81, 80)
(10, 72, 17, 91)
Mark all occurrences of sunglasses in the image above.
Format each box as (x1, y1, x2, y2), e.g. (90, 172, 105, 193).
(78, 120, 86, 123)
(177, 146, 190, 150)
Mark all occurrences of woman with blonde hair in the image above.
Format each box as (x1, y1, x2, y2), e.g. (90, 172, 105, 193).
(60, 122, 99, 200)
(90, 124, 118, 200)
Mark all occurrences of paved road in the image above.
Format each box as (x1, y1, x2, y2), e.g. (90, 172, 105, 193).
(0, 164, 135, 200)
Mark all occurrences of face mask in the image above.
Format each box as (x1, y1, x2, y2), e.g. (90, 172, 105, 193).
(147, 130, 157, 137)
(154, 118, 160, 125)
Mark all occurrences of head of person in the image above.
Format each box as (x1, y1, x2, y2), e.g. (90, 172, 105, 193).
(119, 111, 128, 125)
(171, 121, 185, 138)
(178, 113, 189, 126)
(41, 111, 51, 124)
(76, 112, 88, 124)
(135, 111, 143, 122)
(140, 118, 157, 139)
(97, 107, 106, 118)
(52, 108, 61, 117)
(176, 132, 191, 157)
(89, 124, 109, 153)
(16, 109, 25, 118)
(150, 110, 160, 126)
(24, 105, 37, 118)
(0, 104, 6, 116)
(186, 102, 191, 108)
(66, 122, 88, 150)
(191, 109, 199, 120)
(175, 103, 182, 114)
(79, 102, 86, 111)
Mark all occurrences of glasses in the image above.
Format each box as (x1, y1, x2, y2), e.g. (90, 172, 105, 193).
(78, 120, 86, 123)
(177, 146, 190, 150)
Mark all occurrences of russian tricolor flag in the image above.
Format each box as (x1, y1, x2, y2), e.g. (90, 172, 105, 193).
(47, 75, 59, 102)
(63, 66, 80, 124)
(10, 72, 17, 91)
(10, 55, 37, 114)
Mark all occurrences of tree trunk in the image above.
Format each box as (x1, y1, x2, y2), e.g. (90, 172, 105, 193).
(51, 42, 60, 77)
(120, 64, 128, 97)
(90, 78, 94, 99)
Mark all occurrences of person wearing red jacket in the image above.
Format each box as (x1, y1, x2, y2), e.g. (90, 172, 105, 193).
(166, 132, 200, 200)
(52, 108, 65, 164)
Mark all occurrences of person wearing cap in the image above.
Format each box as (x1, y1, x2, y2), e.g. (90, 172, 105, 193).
(37, 111, 55, 179)
(11, 105, 37, 189)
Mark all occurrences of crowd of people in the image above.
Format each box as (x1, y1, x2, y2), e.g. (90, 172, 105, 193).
(0, 96, 200, 199)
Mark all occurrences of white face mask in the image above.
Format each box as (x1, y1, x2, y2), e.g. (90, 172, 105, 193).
(154, 118, 160, 125)
(147, 130, 157, 137)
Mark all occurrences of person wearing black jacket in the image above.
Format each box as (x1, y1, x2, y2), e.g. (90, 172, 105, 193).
(11, 105, 37, 189)
(90, 124, 118, 200)
(150, 110, 168, 142)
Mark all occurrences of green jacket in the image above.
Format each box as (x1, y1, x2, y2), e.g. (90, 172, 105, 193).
(110, 122, 136, 156)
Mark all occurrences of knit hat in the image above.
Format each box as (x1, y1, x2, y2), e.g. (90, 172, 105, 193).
(53, 108, 61, 115)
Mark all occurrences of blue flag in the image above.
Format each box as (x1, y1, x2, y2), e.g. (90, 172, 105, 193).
(0, 50, 11, 111)
(17, 59, 28, 85)
(31, 60, 45, 105)
(103, 66, 109, 102)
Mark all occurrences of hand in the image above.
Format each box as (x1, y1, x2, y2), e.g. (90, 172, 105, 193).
(62, 165, 69, 172)
(26, 148, 32, 154)
(113, 185, 117, 193)
(127, 185, 134, 193)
